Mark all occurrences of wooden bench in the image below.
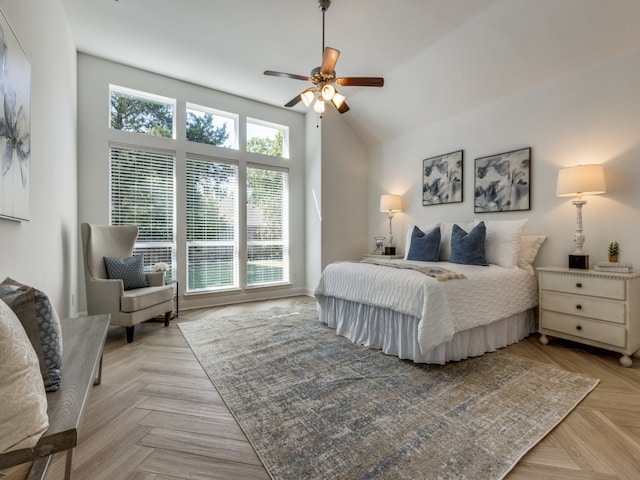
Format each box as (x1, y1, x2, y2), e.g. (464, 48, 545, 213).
(0, 314, 110, 480)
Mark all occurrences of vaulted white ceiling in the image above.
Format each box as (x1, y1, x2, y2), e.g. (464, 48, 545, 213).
(61, 0, 640, 146)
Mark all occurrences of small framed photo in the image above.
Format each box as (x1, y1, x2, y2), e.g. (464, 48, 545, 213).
(422, 150, 463, 206)
(474, 147, 531, 213)
(373, 236, 385, 254)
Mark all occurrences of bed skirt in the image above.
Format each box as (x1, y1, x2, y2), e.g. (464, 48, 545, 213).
(316, 296, 536, 364)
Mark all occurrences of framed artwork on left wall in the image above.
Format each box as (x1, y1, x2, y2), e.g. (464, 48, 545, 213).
(0, 7, 31, 221)
(422, 150, 463, 206)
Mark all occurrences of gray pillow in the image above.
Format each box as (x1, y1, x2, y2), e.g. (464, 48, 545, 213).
(104, 255, 148, 290)
(0, 277, 63, 391)
(406, 226, 441, 262)
(449, 222, 488, 266)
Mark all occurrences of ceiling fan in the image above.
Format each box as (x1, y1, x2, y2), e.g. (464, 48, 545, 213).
(264, 0, 384, 115)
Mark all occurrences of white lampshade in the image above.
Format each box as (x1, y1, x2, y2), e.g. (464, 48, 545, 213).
(331, 91, 345, 109)
(557, 164, 606, 198)
(380, 194, 402, 212)
(321, 83, 336, 101)
(301, 89, 315, 107)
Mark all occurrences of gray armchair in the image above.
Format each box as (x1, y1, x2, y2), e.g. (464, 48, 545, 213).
(81, 223, 174, 343)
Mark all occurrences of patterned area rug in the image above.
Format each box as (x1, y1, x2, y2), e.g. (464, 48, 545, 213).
(178, 305, 598, 480)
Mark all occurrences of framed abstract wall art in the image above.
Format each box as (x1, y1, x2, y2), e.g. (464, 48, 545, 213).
(474, 147, 530, 213)
(0, 8, 31, 221)
(422, 150, 463, 206)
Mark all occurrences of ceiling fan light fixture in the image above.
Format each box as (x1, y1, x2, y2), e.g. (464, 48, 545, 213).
(321, 83, 336, 101)
(331, 91, 345, 109)
(301, 89, 315, 107)
(264, 0, 382, 115)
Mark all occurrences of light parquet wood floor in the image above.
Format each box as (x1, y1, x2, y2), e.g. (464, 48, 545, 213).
(3, 295, 640, 479)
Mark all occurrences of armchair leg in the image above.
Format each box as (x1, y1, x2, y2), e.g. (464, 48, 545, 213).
(164, 311, 171, 327)
(125, 326, 134, 343)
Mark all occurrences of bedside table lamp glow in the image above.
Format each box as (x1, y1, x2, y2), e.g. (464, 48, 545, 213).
(380, 194, 402, 255)
(556, 164, 606, 269)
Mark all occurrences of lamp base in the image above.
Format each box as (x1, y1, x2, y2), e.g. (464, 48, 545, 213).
(569, 254, 589, 270)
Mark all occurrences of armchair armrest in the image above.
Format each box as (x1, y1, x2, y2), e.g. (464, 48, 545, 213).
(146, 271, 166, 287)
(85, 277, 124, 320)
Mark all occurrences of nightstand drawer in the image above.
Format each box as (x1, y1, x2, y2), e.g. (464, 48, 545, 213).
(541, 291, 625, 324)
(541, 274, 625, 300)
(541, 311, 626, 348)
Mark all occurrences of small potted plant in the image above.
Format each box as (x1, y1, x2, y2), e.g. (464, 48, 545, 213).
(608, 242, 620, 263)
(153, 262, 169, 281)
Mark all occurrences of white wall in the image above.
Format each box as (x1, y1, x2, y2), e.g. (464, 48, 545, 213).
(321, 108, 369, 267)
(304, 107, 369, 293)
(369, 46, 640, 270)
(76, 54, 307, 311)
(0, 0, 77, 318)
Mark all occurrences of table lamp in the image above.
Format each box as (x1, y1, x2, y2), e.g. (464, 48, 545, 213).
(556, 164, 606, 269)
(380, 194, 402, 255)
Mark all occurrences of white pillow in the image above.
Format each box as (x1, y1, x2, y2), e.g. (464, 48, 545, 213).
(0, 299, 49, 453)
(404, 223, 441, 259)
(519, 235, 547, 275)
(476, 219, 527, 268)
(439, 221, 474, 261)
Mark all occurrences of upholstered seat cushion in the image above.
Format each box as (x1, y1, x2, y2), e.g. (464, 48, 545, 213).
(120, 285, 173, 313)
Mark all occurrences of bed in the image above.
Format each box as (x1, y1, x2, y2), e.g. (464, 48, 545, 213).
(314, 220, 546, 364)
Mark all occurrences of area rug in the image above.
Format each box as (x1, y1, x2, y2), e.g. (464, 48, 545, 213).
(178, 305, 598, 480)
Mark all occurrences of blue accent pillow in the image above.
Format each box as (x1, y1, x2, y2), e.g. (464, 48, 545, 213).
(406, 226, 441, 262)
(449, 222, 488, 266)
(0, 277, 63, 391)
(104, 255, 148, 290)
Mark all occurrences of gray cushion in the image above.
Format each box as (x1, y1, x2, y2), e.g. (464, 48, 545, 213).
(406, 226, 441, 262)
(0, 277, 63, 391)
(104, 255, 148, 290)
(121, 285, 173, 312)
(449, 222, 488, 266)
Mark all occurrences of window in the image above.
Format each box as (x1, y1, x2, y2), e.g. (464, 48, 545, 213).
(247, 118, 289, 158)
(106, 86, 293, 297)
(186, 157, 239, 292)
(110, 85, 175, 138)
(247, 165, 289, 286)
(110, 147, 176, 278)
(186, 103, 238, 149)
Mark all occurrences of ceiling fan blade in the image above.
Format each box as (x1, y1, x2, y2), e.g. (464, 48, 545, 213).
(336, 77, 384, 87)
(264, 70, 311, 82)
(320, 47, 340, 75)
(332, 98, 350, 114)
(285, 94, 304, 108)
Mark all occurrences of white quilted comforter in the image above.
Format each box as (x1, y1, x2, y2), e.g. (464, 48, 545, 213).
(314, 259, 538, 353)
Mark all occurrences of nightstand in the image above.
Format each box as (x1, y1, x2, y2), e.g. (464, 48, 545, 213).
(537, 266, 640, 367)
(362, 254, 403, 260)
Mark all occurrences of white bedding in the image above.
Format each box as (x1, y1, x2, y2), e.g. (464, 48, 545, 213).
(314, 259, 538, 354)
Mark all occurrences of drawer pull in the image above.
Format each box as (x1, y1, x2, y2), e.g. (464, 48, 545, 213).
(576, 304, 582, 310)
(576, 325, 583, 331)
(576, 282, 582, 288)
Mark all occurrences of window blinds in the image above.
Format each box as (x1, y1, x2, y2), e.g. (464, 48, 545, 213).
(109, 147, 176, 276)
(186, 156, 239, 292)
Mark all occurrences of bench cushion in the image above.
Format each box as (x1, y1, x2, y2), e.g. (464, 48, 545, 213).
(0, 299, 49, 453)
(0, 278, 63, 392)
(121, 285, 173, 313)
